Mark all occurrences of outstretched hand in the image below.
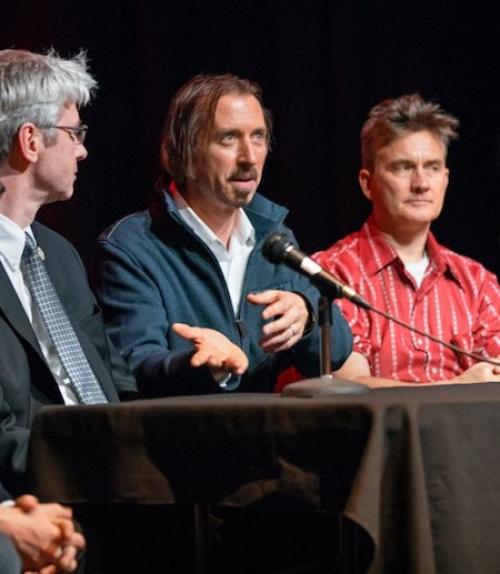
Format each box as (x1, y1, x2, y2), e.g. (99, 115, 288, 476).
(172, 323, 249, 378)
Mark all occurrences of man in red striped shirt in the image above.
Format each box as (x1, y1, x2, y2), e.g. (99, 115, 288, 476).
(314, 94, 500, 388)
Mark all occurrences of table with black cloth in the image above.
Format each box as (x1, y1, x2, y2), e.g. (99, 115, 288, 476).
(26, 382, 500, 574)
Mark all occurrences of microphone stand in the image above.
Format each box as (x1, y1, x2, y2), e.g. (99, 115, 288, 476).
(282, 295, 367, 396)
(319, 295, 334, 376)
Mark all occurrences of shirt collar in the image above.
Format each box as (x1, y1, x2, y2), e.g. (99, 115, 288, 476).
(362, 214, 462, 287)
(156, 179, 288, 238)
(424, 230, 463, 286)
(359, 215, 400, 277)
(0, 213, 33, 272)
(170, 183, 255, 250)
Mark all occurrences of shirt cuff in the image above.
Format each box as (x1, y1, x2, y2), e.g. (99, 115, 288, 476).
(210, 369, 232, 387)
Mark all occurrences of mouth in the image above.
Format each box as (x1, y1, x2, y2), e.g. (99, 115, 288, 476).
(405, 199, 432, 205)
(229, 176, 257, 192)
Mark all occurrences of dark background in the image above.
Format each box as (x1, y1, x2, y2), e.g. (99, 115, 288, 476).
(2, 0, 499, 275)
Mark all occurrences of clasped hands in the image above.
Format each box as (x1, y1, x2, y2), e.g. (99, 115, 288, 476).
(172, 290, 310, 378)
(452, 359, 500, 384)
(0, 495, 85, 573)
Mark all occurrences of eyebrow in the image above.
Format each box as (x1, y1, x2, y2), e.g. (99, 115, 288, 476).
(213, 127, 268, 140)
(387, 158, 444, 167)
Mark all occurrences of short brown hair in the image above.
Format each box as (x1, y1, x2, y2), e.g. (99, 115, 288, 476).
(160, 73, 272, 187)
(361, 93, 459, 169)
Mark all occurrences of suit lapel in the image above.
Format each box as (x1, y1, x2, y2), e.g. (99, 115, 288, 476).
(0, 263, 45, 359)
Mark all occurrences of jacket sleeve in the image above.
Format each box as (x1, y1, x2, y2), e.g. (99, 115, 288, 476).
(0, 385, 30, 496)
(0, 480, 12, 502)
(92, 239, 222, 397)
(60, 239, 139, 400)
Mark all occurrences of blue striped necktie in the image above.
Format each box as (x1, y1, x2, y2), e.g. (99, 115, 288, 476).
(21, 233, 108, 405)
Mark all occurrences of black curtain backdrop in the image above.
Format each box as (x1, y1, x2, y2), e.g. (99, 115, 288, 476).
(1, 0, 499, 276)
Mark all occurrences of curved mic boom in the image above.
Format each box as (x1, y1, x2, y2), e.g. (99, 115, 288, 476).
(262, 232, 500, 368)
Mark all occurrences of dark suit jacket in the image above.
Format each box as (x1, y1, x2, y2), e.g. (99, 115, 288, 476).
(0, 481, 10, 502)
(0, 222, 137, 494)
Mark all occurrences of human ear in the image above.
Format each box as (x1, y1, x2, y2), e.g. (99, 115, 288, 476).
(16, 123, 43, 163)
(358, 168, 373, 201)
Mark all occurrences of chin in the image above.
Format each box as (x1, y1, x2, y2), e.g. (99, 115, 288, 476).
(235, 189, 256, 205)
(57, 189, 75, 203)
(401, 208, 436, 222)
(234, 199, 251, 210)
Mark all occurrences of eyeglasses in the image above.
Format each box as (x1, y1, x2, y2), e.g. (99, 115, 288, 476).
(39, 124, 88, 144)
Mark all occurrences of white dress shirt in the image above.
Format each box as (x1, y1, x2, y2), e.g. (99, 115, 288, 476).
(172, 188, 256, 314)
(172, 188, 256, 388)
(0, 213, 78, 404)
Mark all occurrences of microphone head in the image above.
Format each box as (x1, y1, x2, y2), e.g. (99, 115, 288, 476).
(262, 233, 293, 264)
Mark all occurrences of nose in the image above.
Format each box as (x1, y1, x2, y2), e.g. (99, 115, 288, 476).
(411, 167, 429, 192)
(238, 138, 257, 165)
(76, 143, 88, 161)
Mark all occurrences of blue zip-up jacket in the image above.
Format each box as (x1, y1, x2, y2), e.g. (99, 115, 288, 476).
(92, 189, 352, 396)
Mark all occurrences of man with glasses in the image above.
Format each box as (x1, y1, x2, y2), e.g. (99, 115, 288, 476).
(0, 48, 137, 499)
(38, 124, 89, 144)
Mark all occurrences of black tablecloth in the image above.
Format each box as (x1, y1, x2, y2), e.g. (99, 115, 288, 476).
(27, 382, 500, 574)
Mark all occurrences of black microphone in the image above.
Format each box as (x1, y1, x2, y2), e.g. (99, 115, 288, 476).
(262, 233, 371, 309)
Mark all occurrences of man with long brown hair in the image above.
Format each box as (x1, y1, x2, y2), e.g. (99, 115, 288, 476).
(93, 73, 352, 397)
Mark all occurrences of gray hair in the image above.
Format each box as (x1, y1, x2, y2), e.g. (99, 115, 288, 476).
(361, 93, 459, 170)
(0, 48, 97, 161)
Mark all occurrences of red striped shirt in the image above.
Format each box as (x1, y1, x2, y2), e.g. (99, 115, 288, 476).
(313, 216, 500, 383)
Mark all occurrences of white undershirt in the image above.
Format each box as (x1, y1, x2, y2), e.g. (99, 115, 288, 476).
(172, 188, 256, 315)
(0, 213, 78, 404)
(405, 251, 430, 288)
